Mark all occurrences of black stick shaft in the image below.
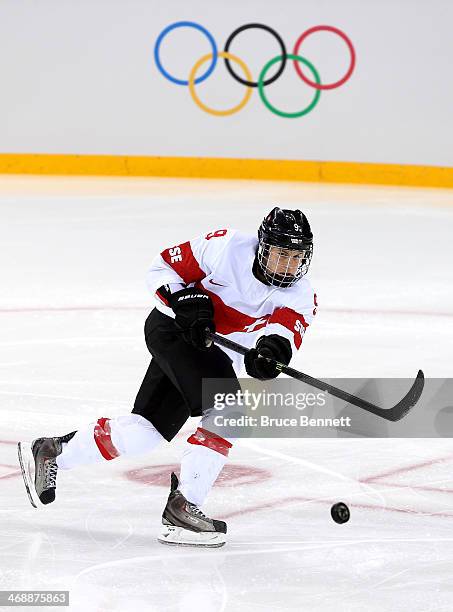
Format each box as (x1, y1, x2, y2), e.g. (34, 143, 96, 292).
(207, 331, 424, 422)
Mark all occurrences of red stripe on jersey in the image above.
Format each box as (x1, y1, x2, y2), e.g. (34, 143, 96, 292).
(196, 283, 270, 335)
(161, 241, 206, 284)
(269, 308, 309, 349)
(197, 283, 309, 348)
(155, 289, 169, 306)
(187, 427, 232, 457)
(94, 417, 120, 460)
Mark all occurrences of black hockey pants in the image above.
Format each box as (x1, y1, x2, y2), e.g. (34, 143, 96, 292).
(132, 309, 241, 441)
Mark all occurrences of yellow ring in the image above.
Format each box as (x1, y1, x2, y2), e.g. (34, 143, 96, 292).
(188, 51, 253, 117)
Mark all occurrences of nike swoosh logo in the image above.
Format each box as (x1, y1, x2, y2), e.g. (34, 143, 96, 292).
(209, 280, 226, 287)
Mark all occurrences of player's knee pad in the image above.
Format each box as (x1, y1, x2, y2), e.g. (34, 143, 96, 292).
(95, 414, 163, 459)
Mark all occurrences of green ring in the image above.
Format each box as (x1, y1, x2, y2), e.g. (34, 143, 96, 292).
(258, 54, 321, 118)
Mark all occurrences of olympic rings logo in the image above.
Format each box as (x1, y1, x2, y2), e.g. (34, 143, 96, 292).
(154, 21, 356, 118)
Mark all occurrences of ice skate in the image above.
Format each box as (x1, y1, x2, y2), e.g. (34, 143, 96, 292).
(157, 473, 227, 548)
(18, 437, 62, 508)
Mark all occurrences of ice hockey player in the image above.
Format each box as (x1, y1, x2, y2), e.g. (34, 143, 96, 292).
(18, 207, 316, 548)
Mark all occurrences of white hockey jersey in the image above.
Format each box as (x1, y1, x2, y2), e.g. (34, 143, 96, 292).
(146, 228, 317, 374)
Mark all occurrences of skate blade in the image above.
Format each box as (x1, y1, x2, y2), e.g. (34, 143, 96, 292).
(17, 442, 39, 509)
(158, 525, 226, 548)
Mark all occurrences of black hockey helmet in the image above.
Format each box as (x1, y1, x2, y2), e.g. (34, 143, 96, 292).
(257, 207, 313, 287)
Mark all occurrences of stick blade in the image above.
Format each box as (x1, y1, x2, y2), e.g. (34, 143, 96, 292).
(386, 369, 425, 422)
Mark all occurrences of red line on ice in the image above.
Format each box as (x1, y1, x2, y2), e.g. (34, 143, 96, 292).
(219, 495, 453, 520)
(220, 455, 453, 520)
(0, 464, 21, 480)
(375, 482, 453, 495)
(0, 305, 145, 314)
(359, 454, 453, 496)
(0, 305, 452, 318)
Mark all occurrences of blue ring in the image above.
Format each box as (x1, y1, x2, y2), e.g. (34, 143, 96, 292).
(154, 21, 218, 86)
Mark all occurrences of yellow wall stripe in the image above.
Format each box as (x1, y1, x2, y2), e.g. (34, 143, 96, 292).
(0, 153, 452, 188)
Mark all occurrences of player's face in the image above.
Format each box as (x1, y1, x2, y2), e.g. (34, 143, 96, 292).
(266, 246, 305, 276)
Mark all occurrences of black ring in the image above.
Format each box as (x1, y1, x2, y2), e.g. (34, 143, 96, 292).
(223, 23, 287, 88)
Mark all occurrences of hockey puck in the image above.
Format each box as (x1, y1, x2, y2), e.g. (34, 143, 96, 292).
(331, 502, 350, 524)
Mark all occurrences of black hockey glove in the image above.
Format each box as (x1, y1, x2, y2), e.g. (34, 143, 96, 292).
(244, 334, 292, 380)
(169, 287, 215, 351)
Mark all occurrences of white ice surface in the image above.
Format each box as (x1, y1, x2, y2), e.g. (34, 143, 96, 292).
(0, 176, 453, 611)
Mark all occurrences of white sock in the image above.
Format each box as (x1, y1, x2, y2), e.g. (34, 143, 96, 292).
(179, 427, 233, 507)
(56, 414, 164, 470)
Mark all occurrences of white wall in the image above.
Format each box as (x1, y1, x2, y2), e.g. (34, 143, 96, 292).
(0, 0, 451, 166)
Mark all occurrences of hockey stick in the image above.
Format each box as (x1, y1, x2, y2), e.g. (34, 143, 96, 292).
(207, 332, 424, 422)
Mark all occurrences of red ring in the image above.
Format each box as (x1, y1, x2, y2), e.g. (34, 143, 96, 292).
(293, 25, 356, 90)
